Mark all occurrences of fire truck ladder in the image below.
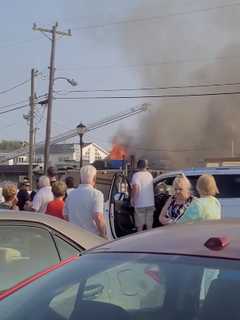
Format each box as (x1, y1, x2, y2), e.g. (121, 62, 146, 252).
(0, 103, 149, 163)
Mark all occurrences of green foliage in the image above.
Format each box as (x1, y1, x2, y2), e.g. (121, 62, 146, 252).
(0, 140, 28, 151)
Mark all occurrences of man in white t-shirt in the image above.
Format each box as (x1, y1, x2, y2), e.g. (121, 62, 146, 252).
(64, 165, 107, 238)
(131, 159, 155, 231)
(32, 176, 53, 213)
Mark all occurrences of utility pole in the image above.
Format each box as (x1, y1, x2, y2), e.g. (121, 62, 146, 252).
(33, 22, 71, 174)
(28, 68, 37, 188)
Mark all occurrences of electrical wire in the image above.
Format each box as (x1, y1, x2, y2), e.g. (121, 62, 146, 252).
(0, 79, 31, 95)
(73, 1, 240, 30)
(0, 104, 29, 116)
(55, 91, 240, 100)
(60, 81, 240, 94)
(57, 54, 240, 72)
(0, 92, 47, 112)
(0, 99, 29, 111)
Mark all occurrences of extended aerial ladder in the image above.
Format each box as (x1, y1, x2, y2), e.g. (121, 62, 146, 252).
(0, 103, 148, 163)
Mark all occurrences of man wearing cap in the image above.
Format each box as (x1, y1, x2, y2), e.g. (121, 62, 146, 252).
(131, 159, 155, 231)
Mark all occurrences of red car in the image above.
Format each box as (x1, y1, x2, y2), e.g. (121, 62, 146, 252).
(1, 219, 240, 320)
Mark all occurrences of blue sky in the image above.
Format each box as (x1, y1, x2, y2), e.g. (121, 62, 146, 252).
(1, 0, 240, 155)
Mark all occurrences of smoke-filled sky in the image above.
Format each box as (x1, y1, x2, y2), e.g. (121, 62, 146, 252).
(1, 0, 240, 168)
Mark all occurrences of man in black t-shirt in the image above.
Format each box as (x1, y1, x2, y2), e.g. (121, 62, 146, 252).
(17, 182, 30, 210)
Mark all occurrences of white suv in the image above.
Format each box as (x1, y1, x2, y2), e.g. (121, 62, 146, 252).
(104, 167, 240, 239)
(154, 167, 240, 219)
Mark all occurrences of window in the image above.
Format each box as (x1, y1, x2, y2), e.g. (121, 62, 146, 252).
(200, 268, 220, 301)
(17, 157, 26, 163)
(94, 149, 102, 160)
(0, 225, 60, 292)
(154, 177, 175, 196)
(53, 235, 81, 260)
(2, 254, 240, 320)
(155, 174, 240, 199)
(83, 260, 166, 310)
(85, 149, 90, 161)
(213, 174, 240, 198)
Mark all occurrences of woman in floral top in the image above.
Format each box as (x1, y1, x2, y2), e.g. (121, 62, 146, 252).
(159, 175, 194, 225)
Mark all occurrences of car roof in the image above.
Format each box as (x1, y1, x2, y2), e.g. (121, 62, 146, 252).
(91, 219, 240, 260)
(154, 167, 240, 182)
(0, 211, 105, 249)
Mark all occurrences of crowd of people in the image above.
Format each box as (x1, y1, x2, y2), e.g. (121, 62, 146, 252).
(0, 161, 222, 239)
(0, 165, 107, 239)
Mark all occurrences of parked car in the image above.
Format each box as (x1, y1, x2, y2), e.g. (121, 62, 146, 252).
(0, 211, 105, 292)
(1, 219, 240, 319)
(105, 167, 240, 238)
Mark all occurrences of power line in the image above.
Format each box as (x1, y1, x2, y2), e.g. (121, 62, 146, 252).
(73, 1, 240, 30)
(0, 99, 29, 110)
(0, 79, 31, 95)
(0, 104, 29, 116)
(0, 93, 47, 111)
(61, 81, 240, 94)
(55, 91, 240, 100)
(58, 54, 240, 72)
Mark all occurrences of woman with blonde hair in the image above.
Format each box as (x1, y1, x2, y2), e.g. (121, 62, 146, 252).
(0, 182, 18, 210)
(178, 174, 221, 223)
(159, 175, 194, 225)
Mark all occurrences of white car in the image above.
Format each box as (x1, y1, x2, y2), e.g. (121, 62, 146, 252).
(153, 167, 240, 219)
(104, 167, 240, 239)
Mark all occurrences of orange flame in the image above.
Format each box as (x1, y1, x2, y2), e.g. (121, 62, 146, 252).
(110, 144, 127, 160)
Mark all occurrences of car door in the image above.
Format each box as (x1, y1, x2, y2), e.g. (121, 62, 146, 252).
(108, 172, 136, 239)
(0, 221, 81, 292)
(153, 176, 176, 227)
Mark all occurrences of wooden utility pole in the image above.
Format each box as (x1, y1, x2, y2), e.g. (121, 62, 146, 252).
(33, 22, 71, 174)
(28, 68, 37, 187)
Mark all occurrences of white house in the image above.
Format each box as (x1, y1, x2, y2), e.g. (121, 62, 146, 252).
(35, 143, 109, 166)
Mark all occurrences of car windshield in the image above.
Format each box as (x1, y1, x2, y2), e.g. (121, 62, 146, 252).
(1, 252, 240, 320)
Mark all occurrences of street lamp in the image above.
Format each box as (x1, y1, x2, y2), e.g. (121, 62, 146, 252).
(54, 77, 78, 86)
(76, 123, 87, 169)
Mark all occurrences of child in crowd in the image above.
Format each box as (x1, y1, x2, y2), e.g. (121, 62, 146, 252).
(46, 181, 67, 220)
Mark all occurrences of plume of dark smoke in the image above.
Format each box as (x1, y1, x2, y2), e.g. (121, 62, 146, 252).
(113, 4, 240, 169)
(64, 1, 240, 169)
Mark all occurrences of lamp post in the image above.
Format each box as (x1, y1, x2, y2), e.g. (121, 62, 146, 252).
(76, 123, 87, 169)
(54, 77, 78, 86)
